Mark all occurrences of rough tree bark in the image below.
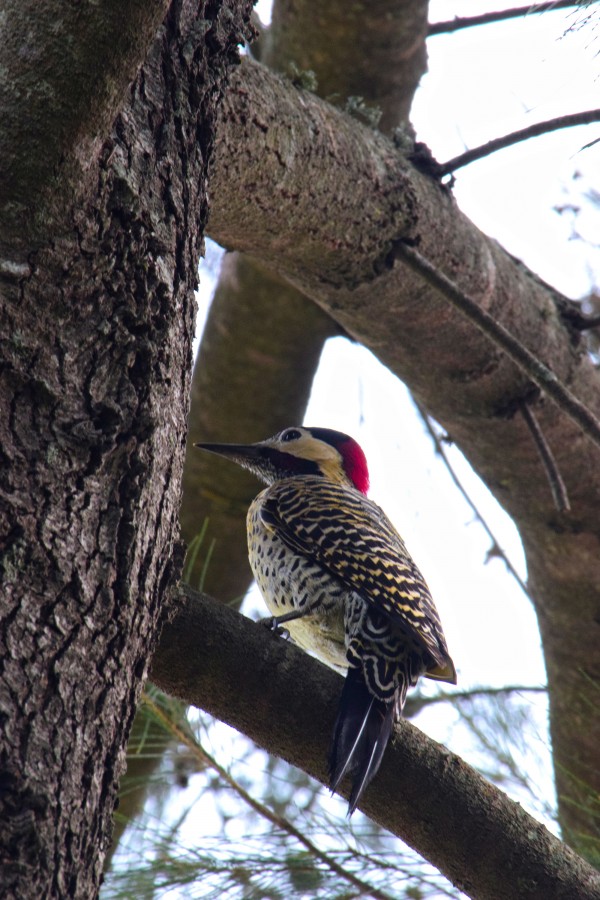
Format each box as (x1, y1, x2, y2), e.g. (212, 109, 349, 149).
(0, 0, 170, 253)
(0, 1, 252, 896)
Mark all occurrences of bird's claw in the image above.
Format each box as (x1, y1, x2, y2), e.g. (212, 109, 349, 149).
(259, 616, 291, 640)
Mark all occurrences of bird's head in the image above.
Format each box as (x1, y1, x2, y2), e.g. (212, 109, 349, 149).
(195, 426, 369, 494)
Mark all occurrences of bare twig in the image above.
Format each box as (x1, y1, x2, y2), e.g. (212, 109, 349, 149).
(438, 110, 600, 176)
(580, 135, 600, 152)
(406, 684, 547, 717)
(519, 400, 571, 512)
(349, 850, 459, 899)
(143, 694, 396, 900)
(572, 313, 600, 331)
(395, 242, 600, 451)
(429, 2, 582, 36)
(415, 403, 531, 599)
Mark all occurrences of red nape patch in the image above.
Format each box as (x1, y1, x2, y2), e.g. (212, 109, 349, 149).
(340, 439, 369, 494)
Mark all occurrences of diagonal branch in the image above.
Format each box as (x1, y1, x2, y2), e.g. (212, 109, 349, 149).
(152, 586, 600, 900)
(519, 400, 571, 512)
(395, 241, 600, 450)
(414, 403, 531, 600)
(428, 2, 584, 36)
(438, 110, 600, 176)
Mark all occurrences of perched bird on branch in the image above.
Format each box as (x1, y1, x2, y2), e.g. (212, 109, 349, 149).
(196, 426, 456, 814)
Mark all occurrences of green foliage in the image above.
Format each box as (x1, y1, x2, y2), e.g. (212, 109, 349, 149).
(104, 685, 463, 899)
(343, 96, 382, 129)
(285, 62, 318, 92)
(184, 521, 216, 592)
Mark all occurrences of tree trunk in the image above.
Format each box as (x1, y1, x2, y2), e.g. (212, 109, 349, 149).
(0, 2, 252, 895)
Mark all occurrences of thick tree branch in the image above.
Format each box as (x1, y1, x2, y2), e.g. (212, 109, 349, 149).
(207, 57, 600, 528)
(152, 587, 600, 900)
(203, 55, 600, 852)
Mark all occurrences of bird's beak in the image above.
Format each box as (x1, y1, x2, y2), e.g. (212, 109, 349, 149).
(195, 440, 263, 459)
(195, 440, 274, 484)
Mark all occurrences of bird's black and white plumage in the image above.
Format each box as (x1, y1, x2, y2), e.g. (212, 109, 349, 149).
(196, 426, 456, 814)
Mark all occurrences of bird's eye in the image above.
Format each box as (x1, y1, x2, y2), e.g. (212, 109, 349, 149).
(281, 428, 301, 442)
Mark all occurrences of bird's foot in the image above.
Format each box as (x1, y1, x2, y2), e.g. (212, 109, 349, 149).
(258, 615, 292, 640)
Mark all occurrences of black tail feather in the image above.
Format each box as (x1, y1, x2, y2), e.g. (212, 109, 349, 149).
(329, 668, 396, 815)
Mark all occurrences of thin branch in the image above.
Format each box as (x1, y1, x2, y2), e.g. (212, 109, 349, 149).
(519, 400, 571, 512)
(581, 135, 600, 152)
(415, 402, 532, 600)
(142, 694, 396, 900)
(349, 851, 459, 900)
(438, 110, 600, 175)
(429, 2, 582, 36)
(407, 684, 547, 717)
(395, 241, 600, 451)
(572, 313, 600, 331)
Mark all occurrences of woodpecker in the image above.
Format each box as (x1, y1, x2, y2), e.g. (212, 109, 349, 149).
(196, 426, 456, 814)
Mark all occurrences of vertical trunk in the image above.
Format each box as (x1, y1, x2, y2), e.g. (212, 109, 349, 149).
(0, 2, 252, 895)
